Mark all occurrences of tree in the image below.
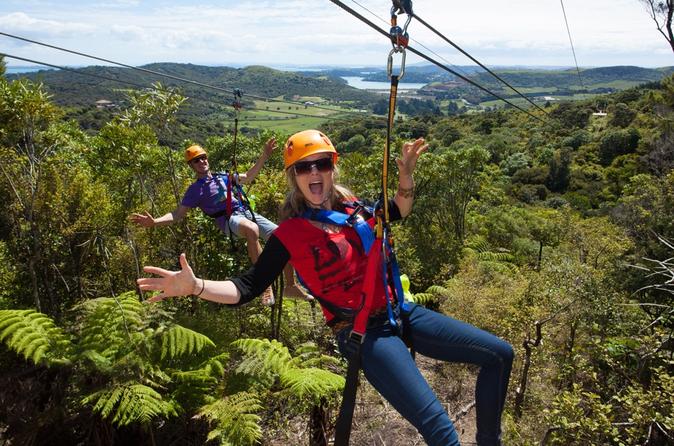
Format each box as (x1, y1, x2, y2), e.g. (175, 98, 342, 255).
(639, 0, 674, 53)
(414, 145, 490, 243)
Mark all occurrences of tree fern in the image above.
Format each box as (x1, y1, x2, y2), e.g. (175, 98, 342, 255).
(288, 342, 342, 370)
(77, 292, 145, 358)
(279, 367, 344, 402)
(464, 235, 519, 273)
(197, 391, 263, 446)
(232, 338, 292, 377)
(82, 381, 178, 427)
(411, 292, 439, 306)
(160, 325, 215, 360)
(0, 309, 72, 365)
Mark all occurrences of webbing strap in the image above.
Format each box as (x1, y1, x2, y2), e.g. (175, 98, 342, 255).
(352, 237, 383, 335)
(226, 172, 233, 217)
(379, 74, 399, 236)
(334, 351, 361, 446)
(302, 208, 374, 255)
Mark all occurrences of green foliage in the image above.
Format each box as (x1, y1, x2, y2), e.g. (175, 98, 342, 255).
(608, 102, 636, 128)
(616, 369, 674, 444)
(119, 82, 186, 137)
(197, 391, 263, 446)
(82, 382, 179, 427)
(280, 367, 344, 403)
(160, 325, 216, 360)
(598, 127, 641, 166)
(0, 309, 71, 365)
(544, 384, 620, 445)
(232, 338, 344, 404)
(550, 102, 592, 129)
(233, 338, 293, 378)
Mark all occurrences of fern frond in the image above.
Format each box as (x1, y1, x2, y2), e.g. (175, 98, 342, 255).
(83, 382, 178, 427)
(172, 369, 217, 386)
(476, 251, 516, 263)
(425, 285, 452, 298)
(279, 367, 344, 403)
(288, 342, 342, 369)
(479, 260, 520, 274)
(0, 309, 71, 365)
(78, 293, 147, 359)
(201, 352, 230, 378)
(465, 235, 491, 253)
(232, 338, 292, 376)
(197, 391, 262, 446)
(411, 293, 437, 306)
(160, 325, 215, 360)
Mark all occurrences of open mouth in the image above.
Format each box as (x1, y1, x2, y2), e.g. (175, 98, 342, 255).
(309, 181, 323, 197)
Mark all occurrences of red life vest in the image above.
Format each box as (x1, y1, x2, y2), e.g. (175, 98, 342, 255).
(273, 210, 389, 324)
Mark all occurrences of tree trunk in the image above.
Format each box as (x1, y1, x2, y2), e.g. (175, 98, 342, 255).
(514, 320, 544, 419)
(309, 400, 329, 446)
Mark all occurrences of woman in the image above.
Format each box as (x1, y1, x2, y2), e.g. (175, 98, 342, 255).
(138, 130, 514, 446)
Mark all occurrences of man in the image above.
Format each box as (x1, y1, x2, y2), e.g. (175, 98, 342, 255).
(131, 138, 307, 305)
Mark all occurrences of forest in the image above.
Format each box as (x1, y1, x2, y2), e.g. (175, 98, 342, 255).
(0, 53, 673, 445)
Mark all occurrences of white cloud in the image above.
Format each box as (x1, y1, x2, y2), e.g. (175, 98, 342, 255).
(0, 0, 670, 68)
(0, 12, 94, 37)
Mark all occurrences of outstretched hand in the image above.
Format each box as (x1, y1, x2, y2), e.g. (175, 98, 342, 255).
(263, 137, 278, 159)
(396, 137, 428, 177)
(137, 253, 198, 303)
(130, 211, 155, 228)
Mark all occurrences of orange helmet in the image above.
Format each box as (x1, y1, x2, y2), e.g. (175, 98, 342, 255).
(185, 144, 207, 163)
(284, 130, 338, 169)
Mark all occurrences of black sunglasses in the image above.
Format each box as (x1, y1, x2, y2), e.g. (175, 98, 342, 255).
(293, 157, 334, 175)
(191, 156, 208, 163)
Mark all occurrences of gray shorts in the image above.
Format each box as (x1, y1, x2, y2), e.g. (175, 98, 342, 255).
(225, 209, 277, 241)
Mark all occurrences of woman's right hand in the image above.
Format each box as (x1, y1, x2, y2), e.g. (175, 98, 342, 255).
(137, 253, 199, 303)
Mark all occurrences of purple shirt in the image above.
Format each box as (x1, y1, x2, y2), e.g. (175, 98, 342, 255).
(181, 174, 242, 232)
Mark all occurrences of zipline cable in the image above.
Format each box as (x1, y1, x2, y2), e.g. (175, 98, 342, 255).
(410, 13, 550, 115)
(326, 0, 548, 124)
(1, 53, 149, 90)
(1, 54, 352, 122)
(559, 0, 585, 90)
(0, 31, 361, 116)
(350, 0, 546, 114)
(348, 0, 475, 81)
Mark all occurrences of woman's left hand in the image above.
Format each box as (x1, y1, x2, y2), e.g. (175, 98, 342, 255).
(396, 137, 428, 176)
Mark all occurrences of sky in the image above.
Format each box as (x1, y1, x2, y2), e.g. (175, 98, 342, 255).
(0, 0, 671, 71)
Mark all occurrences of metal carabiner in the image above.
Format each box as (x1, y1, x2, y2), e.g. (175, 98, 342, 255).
(387, 46, 406, 80)
(390, 0, 413, 40)
(391, 0, 413, 17)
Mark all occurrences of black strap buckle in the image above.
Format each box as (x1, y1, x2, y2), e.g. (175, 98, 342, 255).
(348, 330, 365, 344)
(345, 204, 365, 226)
(343, 330, 365, 361)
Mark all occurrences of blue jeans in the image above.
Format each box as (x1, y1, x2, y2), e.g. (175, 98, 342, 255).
(337, 303, 513, 446)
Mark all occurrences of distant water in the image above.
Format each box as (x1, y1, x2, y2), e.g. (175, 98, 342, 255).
(341, 76, 426, 90)
(6, 66, 56, 74)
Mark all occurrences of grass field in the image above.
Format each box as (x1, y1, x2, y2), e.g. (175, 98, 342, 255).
(237, 97, 362, 132)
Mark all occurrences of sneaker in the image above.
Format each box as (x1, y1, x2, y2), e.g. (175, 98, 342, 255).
(283, 284, 314, 301)
(261, 287, 275, 306)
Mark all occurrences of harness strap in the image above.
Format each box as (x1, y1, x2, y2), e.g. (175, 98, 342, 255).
(303, 207, 374, 254)
(334, 236, 382, 446)
(226, 172, 233, 217)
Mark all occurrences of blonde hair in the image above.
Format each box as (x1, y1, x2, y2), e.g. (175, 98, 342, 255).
(280, 165, 356, 221)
